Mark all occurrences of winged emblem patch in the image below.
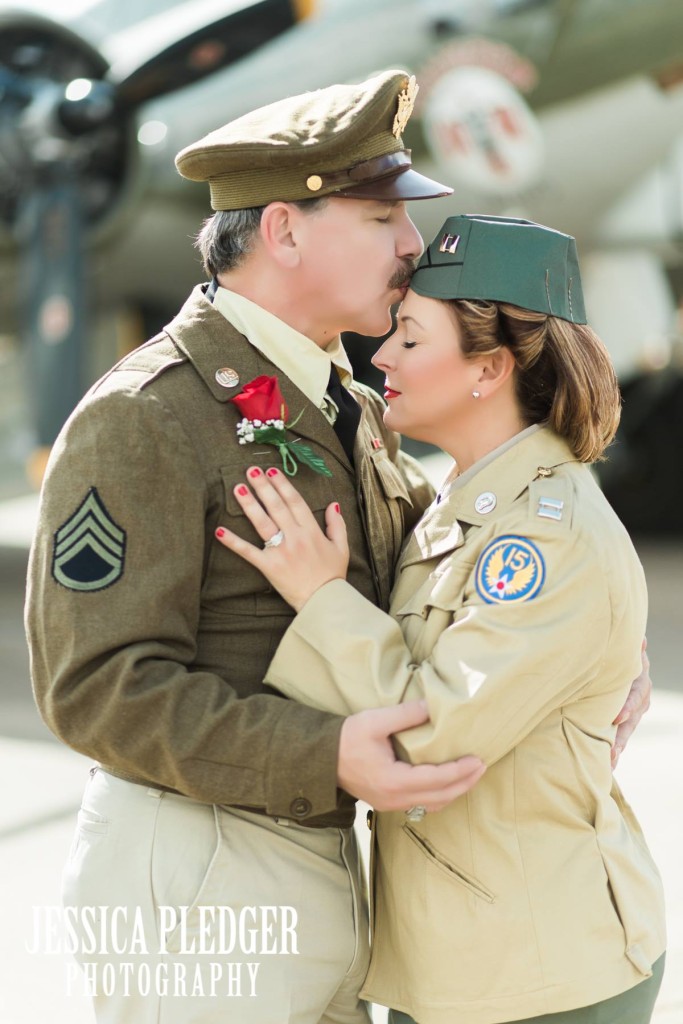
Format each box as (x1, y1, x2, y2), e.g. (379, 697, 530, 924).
(52, 488, 126, 592)
(475, 535, 545, 604)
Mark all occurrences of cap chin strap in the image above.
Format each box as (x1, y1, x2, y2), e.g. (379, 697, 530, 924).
(309, 150, 412, 194)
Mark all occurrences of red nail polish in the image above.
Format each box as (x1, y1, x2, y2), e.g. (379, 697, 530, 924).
(236, 485, 248, 496)
(334, 503, 341, 514)
(266, 468, 278, 477)
(248, 468, 261, 479)
(215, 527, 225, 539)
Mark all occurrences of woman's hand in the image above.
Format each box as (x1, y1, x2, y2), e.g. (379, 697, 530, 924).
(611, 637, 652, 768)
(215, 466, 349, 611)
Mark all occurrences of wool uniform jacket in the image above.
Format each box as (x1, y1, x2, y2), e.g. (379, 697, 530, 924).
(265, 426, 667, 1021)
(25, 284, 433, 828)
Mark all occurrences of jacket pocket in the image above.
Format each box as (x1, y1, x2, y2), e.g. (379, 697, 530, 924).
(75, 807, 110, 836)
(220, 463, 335, 518)
(392, 559, 477, 622)
(370, 448, 413, 505)
(403, 824, 495, 903)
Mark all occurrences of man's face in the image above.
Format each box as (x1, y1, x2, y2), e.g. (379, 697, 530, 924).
(293, 196, 423, 342)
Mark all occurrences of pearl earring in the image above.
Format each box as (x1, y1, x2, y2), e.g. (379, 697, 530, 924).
(472, 390, 481, 399)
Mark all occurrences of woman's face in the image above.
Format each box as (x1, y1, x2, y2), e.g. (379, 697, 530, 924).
(371, 290, 485, 446)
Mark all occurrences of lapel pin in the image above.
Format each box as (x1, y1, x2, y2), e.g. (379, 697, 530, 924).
(371, 437, 384, 450)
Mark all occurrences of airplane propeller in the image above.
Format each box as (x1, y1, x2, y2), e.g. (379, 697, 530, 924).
(0, 1, 312, 452)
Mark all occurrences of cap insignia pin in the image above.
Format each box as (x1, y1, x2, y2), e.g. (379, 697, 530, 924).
(439, 233, 460, 254)
(306, 174, 323, 192)
(393, 75, 418, 140)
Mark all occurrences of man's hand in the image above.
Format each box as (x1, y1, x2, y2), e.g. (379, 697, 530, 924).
(612, 639, 652, 768)
(338, 700, 486, 812)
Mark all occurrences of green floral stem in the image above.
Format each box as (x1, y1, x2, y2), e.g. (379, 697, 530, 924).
(278, 444, 299, 476)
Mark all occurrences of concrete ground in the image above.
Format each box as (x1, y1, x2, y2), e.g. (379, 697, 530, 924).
(1, 480, 681, 1024)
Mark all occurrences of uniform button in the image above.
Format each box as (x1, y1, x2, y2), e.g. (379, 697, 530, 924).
(366, 809, 374, 830)
(289, 797, 312, 819)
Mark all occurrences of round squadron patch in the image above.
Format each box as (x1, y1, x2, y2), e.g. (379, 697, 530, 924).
(475, 534, 545, 604)
(52, 488, 126, 592)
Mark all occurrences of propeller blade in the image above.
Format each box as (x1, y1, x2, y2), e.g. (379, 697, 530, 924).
(111, 0, 312, 109)
(18, 181, 86, 447)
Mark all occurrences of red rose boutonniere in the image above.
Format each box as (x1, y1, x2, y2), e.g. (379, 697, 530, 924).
(230, 375, 332, 477)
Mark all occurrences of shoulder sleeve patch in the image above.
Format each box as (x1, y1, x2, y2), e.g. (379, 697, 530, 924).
(475, 534, 545, 604)
(52, 488, 126, 592)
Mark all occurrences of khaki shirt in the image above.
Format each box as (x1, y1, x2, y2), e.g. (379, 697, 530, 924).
(25, 284, 432, 828)
(266, 426, 666, 1021)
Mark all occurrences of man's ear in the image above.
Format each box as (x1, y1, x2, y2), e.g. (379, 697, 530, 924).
(477, 346, 516, 396)
(260, 202, 300, 268)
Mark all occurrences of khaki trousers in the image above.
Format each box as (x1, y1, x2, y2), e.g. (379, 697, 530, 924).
(63, 768, 371, 1024)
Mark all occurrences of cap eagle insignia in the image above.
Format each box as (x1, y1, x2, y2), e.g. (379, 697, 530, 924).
(393, 75, 418, 140)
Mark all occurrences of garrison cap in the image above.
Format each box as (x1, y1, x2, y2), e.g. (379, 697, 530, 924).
(175, 69, 453, 210)
(411, 215, 587, 324)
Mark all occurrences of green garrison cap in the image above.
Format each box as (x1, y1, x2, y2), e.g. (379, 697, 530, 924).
(175, 69, 453, 210)
(411, 214, 587, 324)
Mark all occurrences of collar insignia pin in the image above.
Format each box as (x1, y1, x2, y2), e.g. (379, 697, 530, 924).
(216, 367, 240, 388)
(475, 491, 497, 515)
(537, 497, 564, 521)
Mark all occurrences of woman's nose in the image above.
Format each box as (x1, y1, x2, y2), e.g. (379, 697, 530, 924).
(371, 340, 393, 371)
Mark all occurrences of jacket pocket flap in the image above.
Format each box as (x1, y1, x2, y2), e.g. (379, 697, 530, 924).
(220, 464, 336, 517)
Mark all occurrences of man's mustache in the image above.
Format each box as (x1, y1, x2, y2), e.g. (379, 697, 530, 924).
(388, 258, 418, 291)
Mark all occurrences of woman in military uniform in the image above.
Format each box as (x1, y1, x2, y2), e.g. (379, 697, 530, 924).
(215, 214, 666, 1024)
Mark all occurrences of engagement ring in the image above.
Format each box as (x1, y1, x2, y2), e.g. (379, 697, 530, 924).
(263, 530, 285, 549)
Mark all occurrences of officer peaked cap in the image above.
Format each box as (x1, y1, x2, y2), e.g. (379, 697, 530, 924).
(175, 70, 453, 210)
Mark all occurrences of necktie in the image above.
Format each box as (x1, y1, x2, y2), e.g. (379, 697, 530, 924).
(326, 365, 361, 464)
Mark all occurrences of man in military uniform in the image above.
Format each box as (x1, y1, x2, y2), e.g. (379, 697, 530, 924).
(25, 71, 487, 1024)
(25, 70, 650, 1023)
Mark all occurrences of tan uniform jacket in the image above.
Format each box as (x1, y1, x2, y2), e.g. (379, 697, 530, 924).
(25, 284, 432, 828)
(266, 426, 667, 1020)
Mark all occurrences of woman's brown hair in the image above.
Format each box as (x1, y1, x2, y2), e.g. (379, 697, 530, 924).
(448, 300, 621, 462)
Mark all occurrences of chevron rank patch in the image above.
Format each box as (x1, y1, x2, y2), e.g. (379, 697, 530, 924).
(52, 488, 126, 592)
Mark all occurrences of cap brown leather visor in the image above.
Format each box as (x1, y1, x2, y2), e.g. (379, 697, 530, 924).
(323, 151, 452, 201)
(335, 165, 453, 201)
